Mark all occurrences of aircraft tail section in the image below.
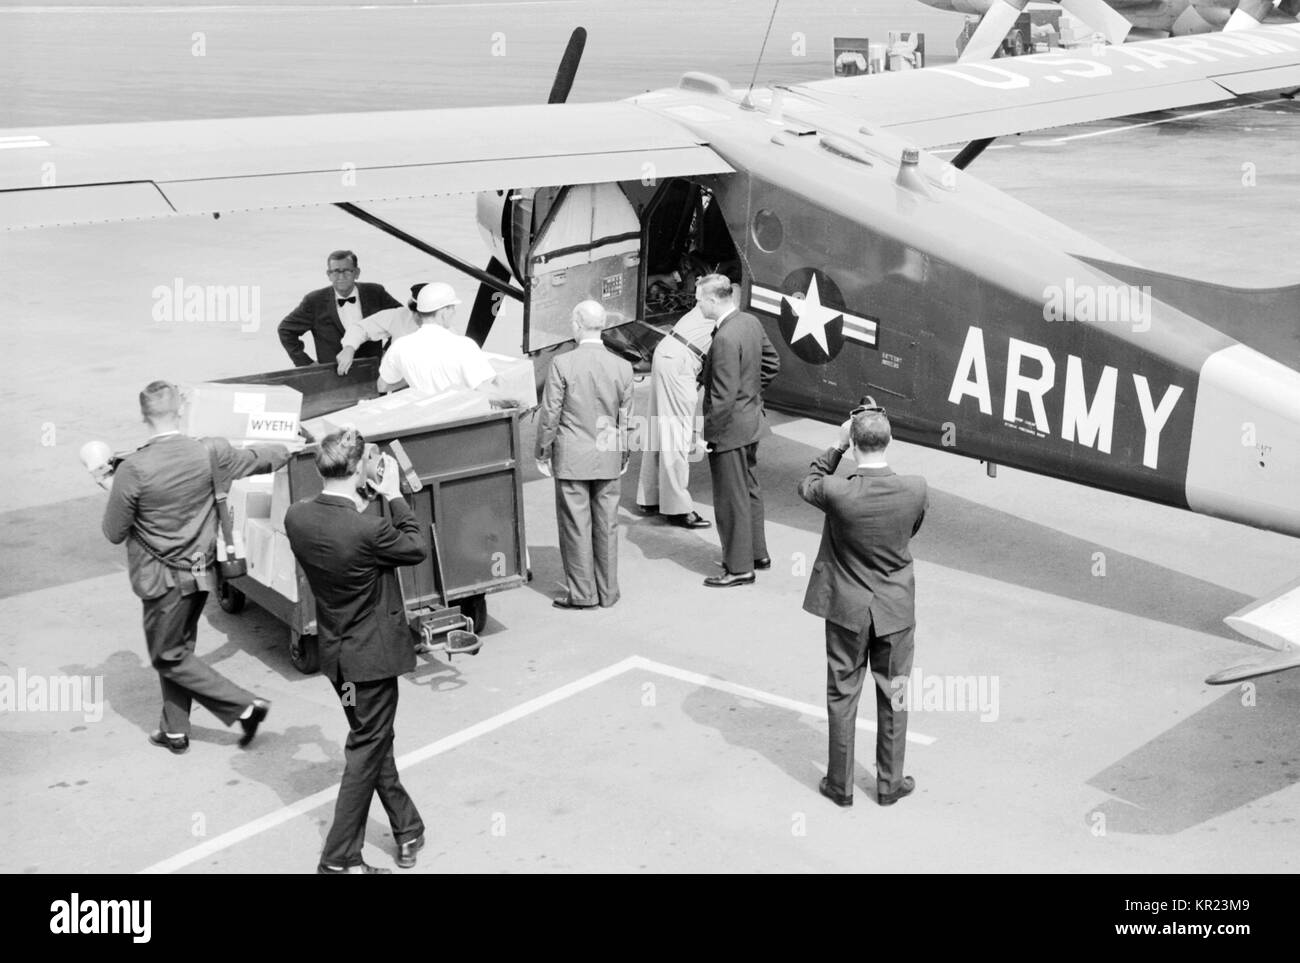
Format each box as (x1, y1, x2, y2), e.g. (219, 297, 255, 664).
(1076, 255, 1300, 370)
(1207, 577, 1300, 684)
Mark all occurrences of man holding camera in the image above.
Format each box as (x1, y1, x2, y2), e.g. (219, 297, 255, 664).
(798, 403, 927, 808)
(101, 381, 288, 754)
(284, 429, 429, 874)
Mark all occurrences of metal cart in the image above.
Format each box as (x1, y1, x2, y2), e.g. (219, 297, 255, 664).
(212, 360, 530, 673)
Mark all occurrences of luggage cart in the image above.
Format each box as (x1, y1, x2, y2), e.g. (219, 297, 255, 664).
(213, 360, 530, 673)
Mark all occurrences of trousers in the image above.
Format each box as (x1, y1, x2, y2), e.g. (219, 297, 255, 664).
(824, 615, 915, 796)
(142, 586, 251, 736)
(321, 674, 424, 867)
(555, 477, 621, 606)
(708, 442, 767, 574)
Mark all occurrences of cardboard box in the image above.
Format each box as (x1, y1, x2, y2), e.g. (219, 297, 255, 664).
(269, 467, 292, 534)
(243, 517, 276, 588)
(484, 353, 538, 409)
(269, 532, 299, 603)
(228, 476, 273, 530)
(182, 382, 303, 446)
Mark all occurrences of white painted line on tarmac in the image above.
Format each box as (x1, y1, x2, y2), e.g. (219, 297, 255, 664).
(631, 656, 937, 745)
(139, 654, 933, 873)
(138, 656, 642, 874)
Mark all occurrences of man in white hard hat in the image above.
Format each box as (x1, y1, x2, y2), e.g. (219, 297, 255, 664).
(376, 282, 516, 406)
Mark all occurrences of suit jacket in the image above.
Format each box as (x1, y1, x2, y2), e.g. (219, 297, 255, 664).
(798, 447, 928, 635)
(702, 309, 780, 452)
(278, 282, 401, 367)
(102, 434, 290, 600)
(536, 341, 634, 480)
(284, 494, 428, 683)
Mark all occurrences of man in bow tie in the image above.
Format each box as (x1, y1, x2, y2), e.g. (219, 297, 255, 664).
(278, 250, 401, 368)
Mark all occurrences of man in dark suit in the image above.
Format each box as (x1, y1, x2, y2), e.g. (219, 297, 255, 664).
(278, 250, 401, 368)
(284, 429, 429, 873)
(698, 274, 780, 588)
(798, 403, 927, 808)
(102, 381, 288, 754)
(536, 300, 634, 610)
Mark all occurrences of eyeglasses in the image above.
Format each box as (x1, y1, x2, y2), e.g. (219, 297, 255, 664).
(327, 268, 357, 276)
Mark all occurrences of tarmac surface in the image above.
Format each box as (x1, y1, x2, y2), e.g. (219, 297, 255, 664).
(3, 0, 1299, 873)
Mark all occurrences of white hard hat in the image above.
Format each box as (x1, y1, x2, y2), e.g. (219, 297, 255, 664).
(414, 282, 461, 314)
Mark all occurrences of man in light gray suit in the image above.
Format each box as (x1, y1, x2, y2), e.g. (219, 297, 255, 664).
(798, 402, 927, 807)
(536, 301, 634, 610)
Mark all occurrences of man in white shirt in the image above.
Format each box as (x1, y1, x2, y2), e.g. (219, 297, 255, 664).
(376, 282, 515, 405)
(335, 283, 424, 375)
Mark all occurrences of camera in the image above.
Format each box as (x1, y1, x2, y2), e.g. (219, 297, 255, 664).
(358, 442, 387, 499)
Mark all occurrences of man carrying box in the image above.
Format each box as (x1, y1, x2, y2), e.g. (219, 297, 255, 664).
(102, 381, 290, 755)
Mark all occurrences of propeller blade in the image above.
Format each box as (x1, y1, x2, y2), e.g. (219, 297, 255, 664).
(547, 27, 588, 104)
(1059, 0, 1132, 45)
(465, 257, 513, 347)
(958, 0, 1031, 63)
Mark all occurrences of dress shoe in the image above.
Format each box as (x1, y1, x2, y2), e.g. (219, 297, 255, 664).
(703, 570, 756, 588)
(552, 596, 597, 610)
(395, 834, 425, 869)
(317, 861, 392, 874)
(148, 730, 189, 755)
(238, 698, 270, 748)
(818, 777, 853, 808)
(636, 503, 658, 515)
(878, 776, 915, 807)
(667, 512, 712, 529)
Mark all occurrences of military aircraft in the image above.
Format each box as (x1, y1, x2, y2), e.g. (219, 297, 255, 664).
(3, 24, 1300, 683)
(919, 0, 1300, 61)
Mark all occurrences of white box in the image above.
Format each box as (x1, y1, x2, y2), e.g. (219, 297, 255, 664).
(270, 467, 292, 533)
(243, 518, 276, 587)
(228, 476, 273, 530)
(269, 532, 299, 603)
(484, 353, 538, 410)
(182, 382, 303, 446)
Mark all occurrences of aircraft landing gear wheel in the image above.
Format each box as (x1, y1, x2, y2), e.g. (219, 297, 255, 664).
(460, 593, 488, 634)
(289, 630, 320, 675)
(217, 581, 245, 614)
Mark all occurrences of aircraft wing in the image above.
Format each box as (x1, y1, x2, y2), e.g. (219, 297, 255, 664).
(791, 23, 1300, 147)
(0, 102, 732, 230)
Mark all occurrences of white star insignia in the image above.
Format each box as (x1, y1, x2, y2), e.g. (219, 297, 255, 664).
(785, 275, 842, 354)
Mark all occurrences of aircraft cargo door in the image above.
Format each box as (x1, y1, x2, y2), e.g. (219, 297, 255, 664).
(524, 183, 641, 353)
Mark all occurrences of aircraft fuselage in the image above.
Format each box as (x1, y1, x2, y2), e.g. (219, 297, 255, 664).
(619, 70, 1300, 538)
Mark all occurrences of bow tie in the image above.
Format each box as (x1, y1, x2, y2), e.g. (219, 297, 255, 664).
(337, 296, 357, 306)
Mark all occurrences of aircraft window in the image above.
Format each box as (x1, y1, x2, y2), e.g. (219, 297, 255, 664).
(752, 209, 783, 253)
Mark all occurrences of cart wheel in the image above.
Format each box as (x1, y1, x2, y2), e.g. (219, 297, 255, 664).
(217, 581, 246, 614)
(461, 594, 488, 634)
(289, 630, 320, 675)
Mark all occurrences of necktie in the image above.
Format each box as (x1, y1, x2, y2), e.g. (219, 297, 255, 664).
(337, 296, 356, 306)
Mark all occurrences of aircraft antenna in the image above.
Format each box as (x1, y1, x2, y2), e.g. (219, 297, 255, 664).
(741, 0, 781, 109)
